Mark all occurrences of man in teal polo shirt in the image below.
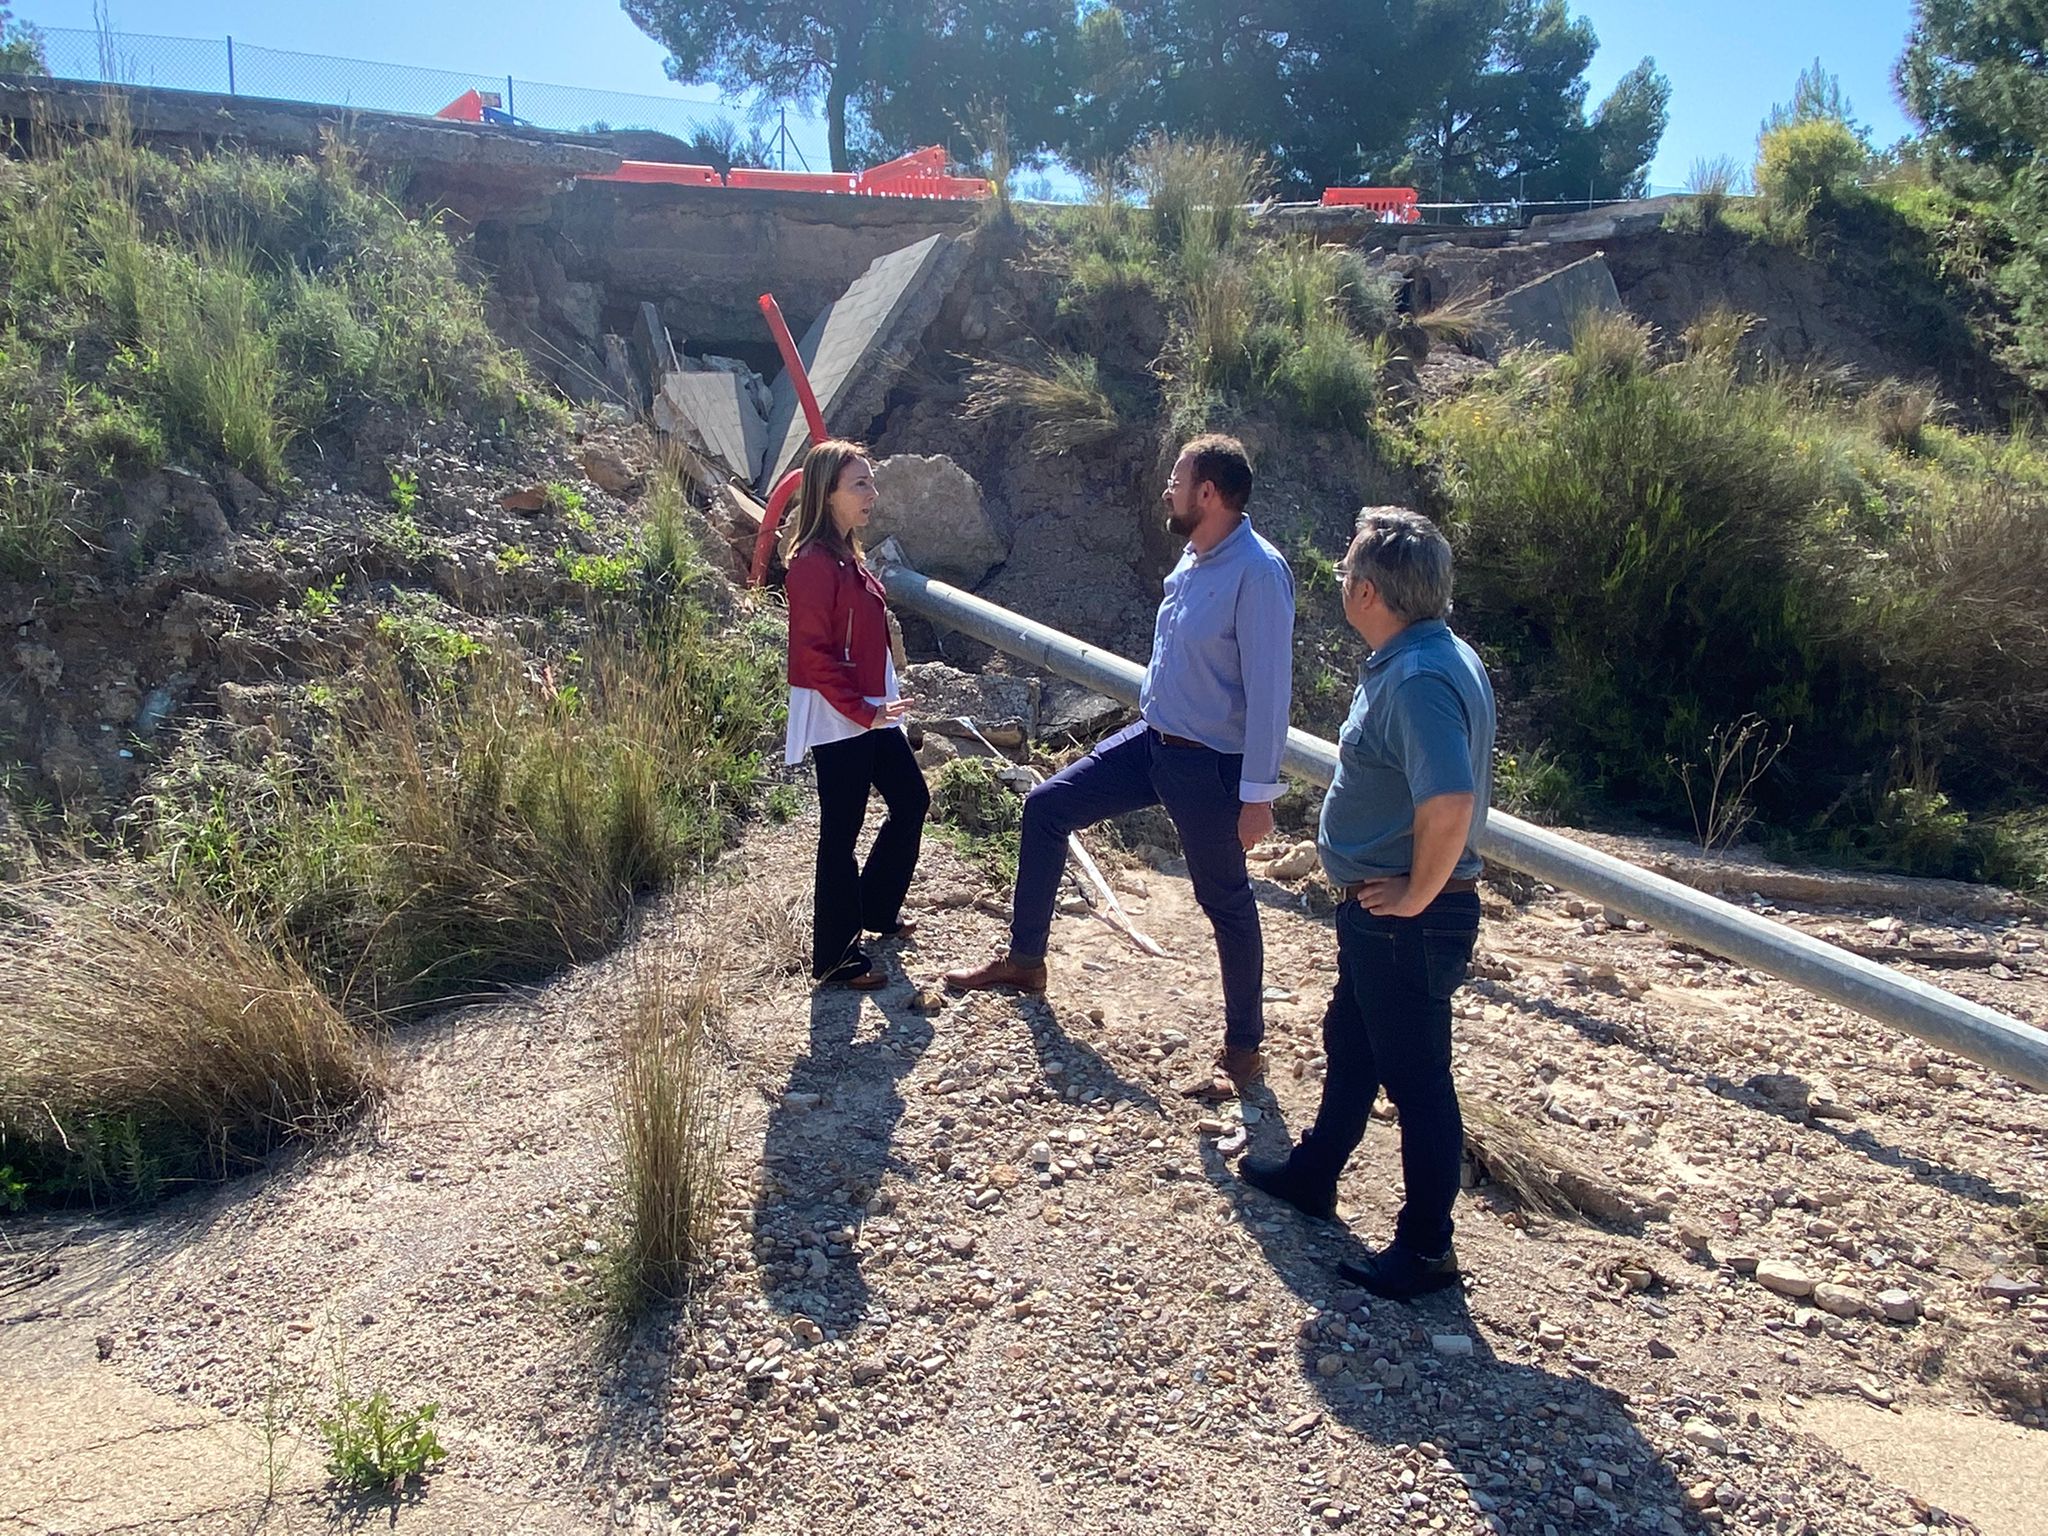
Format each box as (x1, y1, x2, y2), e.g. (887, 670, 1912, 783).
(1239, 509, 1495, 1300)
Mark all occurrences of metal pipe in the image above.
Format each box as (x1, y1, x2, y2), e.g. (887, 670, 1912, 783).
(878, 558, 2048, 1092)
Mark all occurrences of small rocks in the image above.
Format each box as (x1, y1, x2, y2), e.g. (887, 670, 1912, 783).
(1681, 1418, 1728, 1455)
(1647, 1338, 1678, 1360)
(1754, 1260, 1817, 1298)
(1877, 1289, 1922, 1323)
(1430, 1333, 1475, 1358)
(1810, 1283, 1869, 1319)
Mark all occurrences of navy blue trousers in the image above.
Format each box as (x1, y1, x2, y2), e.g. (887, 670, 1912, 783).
(1011, 723, 1265, 1051)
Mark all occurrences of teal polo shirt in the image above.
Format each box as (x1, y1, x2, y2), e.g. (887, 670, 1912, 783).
(1317, 618, 1496, 886)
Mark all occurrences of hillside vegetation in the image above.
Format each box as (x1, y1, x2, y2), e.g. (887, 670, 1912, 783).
(966, 137, 2048, 888)
(0, 118, 776, 1210)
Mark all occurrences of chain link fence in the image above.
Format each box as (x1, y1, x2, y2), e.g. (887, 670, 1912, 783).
(36, 25, 818, 153)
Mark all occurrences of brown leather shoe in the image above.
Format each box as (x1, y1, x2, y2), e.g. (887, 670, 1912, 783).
(870, 918, 918, 941)
(943, 954, 1048, 993)
(1181, 1046, 1266, 1101)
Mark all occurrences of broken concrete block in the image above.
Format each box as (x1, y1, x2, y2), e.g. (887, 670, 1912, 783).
(901, 662, 1037, 745)
(630, 301, 680, 400)
(654, 370, 768, 483)
(758, 233, 972, 492)
(1490, 254, 1621, 355)
(868, 454, 1007, 587)
(602, 334, 642, 411)
(700, 354, 773, 421)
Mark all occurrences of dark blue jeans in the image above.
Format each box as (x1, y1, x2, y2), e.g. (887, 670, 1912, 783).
(1011, 723, 1265, 1051)
(1296, 889, 1481, 1255)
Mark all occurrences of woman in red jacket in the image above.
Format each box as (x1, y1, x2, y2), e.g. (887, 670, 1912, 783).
(782, 440, 929, 989)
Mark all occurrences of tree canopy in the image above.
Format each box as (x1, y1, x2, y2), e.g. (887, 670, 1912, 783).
(1898, 0, 2048, 170)
(619, 0, 1073, 172)
(620, 0, 1668, 198)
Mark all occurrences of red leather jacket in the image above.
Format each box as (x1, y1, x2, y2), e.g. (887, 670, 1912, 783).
(785, 540, 891, 728)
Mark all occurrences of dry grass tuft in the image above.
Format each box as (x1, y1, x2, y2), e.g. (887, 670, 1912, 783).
(964, 351, 1123, 453)
(614, 955, 727, 1309)
(1865, 379, 1941, 453)
(1414, 285, 1499, 352)
(1461, 1094, 1646, 1226)
(0, 868, 377, 1202)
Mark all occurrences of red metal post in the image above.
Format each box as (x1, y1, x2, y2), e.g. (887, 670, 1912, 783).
(750, 292, 830, 584)
(750, 467, 805, 586)
(758, 293, 828, 444)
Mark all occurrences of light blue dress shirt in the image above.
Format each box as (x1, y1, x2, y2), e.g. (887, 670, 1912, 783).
(1139, 517, 1296, 802)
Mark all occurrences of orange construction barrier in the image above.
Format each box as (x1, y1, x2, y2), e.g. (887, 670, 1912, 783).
(435, 89, 488, 122)
(726, 167, 858, 194)
(1320, 186, 1421, 222)
(587, 160, 723, 187)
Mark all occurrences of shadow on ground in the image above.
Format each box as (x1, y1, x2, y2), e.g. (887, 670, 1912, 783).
(1200, 1107, 1707, 1535)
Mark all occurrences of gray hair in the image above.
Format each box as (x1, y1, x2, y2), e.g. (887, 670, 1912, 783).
(1341, 508, 1454, 622)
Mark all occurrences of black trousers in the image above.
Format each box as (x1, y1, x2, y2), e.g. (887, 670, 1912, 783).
(809, 727, 929, 980)
(1297, 889, 1481, 1255)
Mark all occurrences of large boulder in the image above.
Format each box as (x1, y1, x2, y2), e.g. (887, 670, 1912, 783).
(868, 454, 1008, 587)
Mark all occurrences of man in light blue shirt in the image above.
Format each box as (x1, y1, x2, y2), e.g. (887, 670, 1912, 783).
(948, 434, 1295, 1096)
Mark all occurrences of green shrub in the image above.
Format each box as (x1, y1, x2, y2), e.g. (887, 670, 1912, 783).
(1272, 322, 1383, 432)
(1756, 118, 1867, 215)
(1130, 136, 1268, 271)
(146, 612, 778, 1016)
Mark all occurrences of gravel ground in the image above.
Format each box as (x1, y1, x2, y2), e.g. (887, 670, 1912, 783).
(2, 810, 2043, 1536)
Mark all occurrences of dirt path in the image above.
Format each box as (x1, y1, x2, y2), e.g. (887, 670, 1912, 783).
(2, 812, 2044, 1535)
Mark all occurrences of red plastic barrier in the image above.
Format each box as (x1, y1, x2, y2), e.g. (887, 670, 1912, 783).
(857, 147, 949, 187)
(726, 167, 858, 194)
(1319, 186, 1421, 222)
(435, 89, 487, 122)
(587, 160, 723, 186)
(858, 173, 990, 200)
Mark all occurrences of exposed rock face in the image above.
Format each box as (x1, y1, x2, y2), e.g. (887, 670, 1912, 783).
(869, 455, 1008, 588)
(1487, 254, 1622, 354)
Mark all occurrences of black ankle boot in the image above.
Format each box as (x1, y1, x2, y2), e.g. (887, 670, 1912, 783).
(1237, 1153, 1338, 1221)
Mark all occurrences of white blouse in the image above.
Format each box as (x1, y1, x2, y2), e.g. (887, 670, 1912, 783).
(783, 655, 902, 765)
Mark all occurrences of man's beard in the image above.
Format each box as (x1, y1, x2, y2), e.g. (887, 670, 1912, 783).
(1165, 502, 1199, 538)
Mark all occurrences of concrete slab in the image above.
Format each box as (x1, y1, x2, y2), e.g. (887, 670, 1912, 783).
(1491, 254, 1621, 353)
(757, 233, 971, 492)
(654, 370, 768, 483)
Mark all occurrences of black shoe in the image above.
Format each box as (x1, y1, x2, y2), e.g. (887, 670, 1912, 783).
(1237, 1153, 1337, 1222)
(1335, 1243, 1461, 1301)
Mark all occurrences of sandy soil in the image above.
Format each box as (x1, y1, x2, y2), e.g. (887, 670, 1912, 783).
(2, 810, 2043, 1536)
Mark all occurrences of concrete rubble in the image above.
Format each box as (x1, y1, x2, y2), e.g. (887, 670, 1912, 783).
(1487, 254, 1622, 354)
(758, 234, 974, 492)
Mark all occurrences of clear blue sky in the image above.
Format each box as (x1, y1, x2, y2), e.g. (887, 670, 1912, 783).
(24, 0, 1921, 187)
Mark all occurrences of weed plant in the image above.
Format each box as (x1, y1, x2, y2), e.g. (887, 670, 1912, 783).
(317, 1353, 446, 1493)
(929, 756, 1023, 884)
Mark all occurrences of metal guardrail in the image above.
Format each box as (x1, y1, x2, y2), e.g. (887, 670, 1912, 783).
(875, 556, 2048, 1092)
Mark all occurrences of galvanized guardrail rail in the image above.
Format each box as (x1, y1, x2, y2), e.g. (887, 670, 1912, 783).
(877, 555, 2048, 1092)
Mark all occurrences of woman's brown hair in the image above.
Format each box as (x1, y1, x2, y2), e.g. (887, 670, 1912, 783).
(780, 439, 870, 563)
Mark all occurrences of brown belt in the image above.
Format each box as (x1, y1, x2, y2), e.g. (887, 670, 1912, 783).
(1149, 727, 1205, 750)
(1344, 876, 1478, 901)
